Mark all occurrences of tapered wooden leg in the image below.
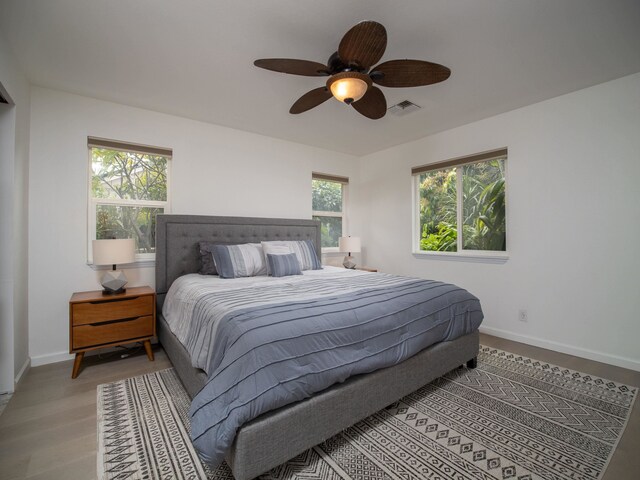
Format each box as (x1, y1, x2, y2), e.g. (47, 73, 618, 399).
(71, 352, 84, 379)
(143, 340, 154, 361)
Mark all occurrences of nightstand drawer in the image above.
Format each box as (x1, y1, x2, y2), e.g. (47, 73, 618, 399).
(72, 295, 154, 326)
(72, 315, 154, 349)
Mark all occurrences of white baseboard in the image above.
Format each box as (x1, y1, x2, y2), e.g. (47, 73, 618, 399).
(14, 357, 30, 384)
(479, 326, 640, 372)
(30, 340, 160, 367)
(30, 351, 73, 367)
(31, 329, 640, 372)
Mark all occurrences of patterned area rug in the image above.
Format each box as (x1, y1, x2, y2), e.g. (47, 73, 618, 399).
(97, 346, 637, 480)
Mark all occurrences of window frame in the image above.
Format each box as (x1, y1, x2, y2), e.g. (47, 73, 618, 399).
(312, 173, 348, 253)
(87, 138, 172, 264)
(412, 149, 508, 261)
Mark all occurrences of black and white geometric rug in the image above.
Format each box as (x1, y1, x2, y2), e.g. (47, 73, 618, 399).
(97, 346, 637, 480)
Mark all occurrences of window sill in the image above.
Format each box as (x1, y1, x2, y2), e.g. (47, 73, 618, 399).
(322, 248, 342, 255)
(412, 251, 508, 264)
(87, 260, 156, 270)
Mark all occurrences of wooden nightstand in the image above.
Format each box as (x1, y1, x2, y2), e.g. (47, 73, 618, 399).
(69, 286, 156, 378)
(356, 267, 378, 272)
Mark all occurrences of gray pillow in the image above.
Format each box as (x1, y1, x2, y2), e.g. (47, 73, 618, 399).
(297, 239, 322, 270)
(261, 240, 322, 272)
(210, 244, 267, 279)
(198, 241, 218, 275)
(266, 253, 302, 277)
(261, 242, 294, 275)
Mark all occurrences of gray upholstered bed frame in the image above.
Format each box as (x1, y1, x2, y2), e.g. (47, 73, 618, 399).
(155, 214, 479, 480)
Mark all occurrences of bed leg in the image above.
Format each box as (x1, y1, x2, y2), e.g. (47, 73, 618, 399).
(466, 357, 478, 369)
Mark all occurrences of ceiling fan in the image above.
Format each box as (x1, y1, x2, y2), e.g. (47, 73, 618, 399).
(254, 21, 451, 120)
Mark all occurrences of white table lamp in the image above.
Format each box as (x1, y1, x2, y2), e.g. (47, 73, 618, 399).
(92, 238, 136, 294)
(339, 236, 361, 269)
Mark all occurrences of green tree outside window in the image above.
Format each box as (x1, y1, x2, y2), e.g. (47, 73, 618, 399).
(419, 158, 506, 252)
(312, 178, 345, 248)
(91, 147, 169, 254)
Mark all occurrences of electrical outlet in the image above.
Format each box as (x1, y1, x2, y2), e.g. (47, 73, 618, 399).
(518, 309, 528, 322)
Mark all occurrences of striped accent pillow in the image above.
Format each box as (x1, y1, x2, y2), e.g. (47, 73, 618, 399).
(261, 240, 322, 271)
(261, 242, 293, 276)
(266, 253, 302, 277)
(211, 243, 267, 279)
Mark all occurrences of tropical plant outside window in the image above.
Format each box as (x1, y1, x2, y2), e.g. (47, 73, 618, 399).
(416, 154, 506, 253)
(312, 175, 347, 248)
(89, 139, 170, 258)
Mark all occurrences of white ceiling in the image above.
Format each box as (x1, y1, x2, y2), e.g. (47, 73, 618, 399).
(1, 0, 639, 156)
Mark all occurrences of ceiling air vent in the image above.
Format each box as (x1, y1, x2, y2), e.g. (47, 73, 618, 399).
(388, 100, 421, 117)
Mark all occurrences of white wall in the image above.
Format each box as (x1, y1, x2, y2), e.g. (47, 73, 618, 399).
(0, 101, 16, 393)
(23, 73, 640, 371)
(28, 87, 358, 365)
(355, 73, 640, 370)
(0, 31, 30, 391)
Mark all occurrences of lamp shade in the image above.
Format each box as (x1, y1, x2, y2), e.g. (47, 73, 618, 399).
(92, 239, 135, 266)
(339, 236, 361, 253)
(326, 72, 372, 104)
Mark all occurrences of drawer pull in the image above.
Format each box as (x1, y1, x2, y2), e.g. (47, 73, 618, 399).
(88, 316, 142, 327)
(89, 296, 140, 305)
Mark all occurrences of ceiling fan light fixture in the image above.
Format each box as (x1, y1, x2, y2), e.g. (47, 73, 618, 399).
(254, 21, 451, 119)
(327, 72, 372, 104)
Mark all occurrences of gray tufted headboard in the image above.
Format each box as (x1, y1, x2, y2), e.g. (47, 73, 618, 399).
(155, 214, 322, 309)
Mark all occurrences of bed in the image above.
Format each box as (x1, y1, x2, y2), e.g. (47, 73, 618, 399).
(155, 214, 481, 480)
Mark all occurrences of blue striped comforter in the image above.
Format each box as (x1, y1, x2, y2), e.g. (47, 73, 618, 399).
(163, 268, 483, 466)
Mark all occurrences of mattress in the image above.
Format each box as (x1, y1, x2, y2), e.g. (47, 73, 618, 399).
(162, 266, 484, 466)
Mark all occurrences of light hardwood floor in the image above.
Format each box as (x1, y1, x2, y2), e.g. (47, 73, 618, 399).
(0, 346, 172, 480)
(0, 335, 638, 480)
(0, 393, 11, 416)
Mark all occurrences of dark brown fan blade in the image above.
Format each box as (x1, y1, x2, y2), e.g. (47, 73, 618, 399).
(289, 87, 333, 114)
(352, 86, 387, 119)
(371, 60, 451, 87)
(254, 58, 329, 76)
(338, 21, 387, 69)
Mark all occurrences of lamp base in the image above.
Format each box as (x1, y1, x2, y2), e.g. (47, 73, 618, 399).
(102, 286, 126, 295)
(343, 255, 357, 269)
(101, 270, 128, 294)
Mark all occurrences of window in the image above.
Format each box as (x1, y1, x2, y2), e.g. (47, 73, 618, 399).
(312, 173, 348, 249)
(413, 148, 507, 255)
(88, 137, 171, 262)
